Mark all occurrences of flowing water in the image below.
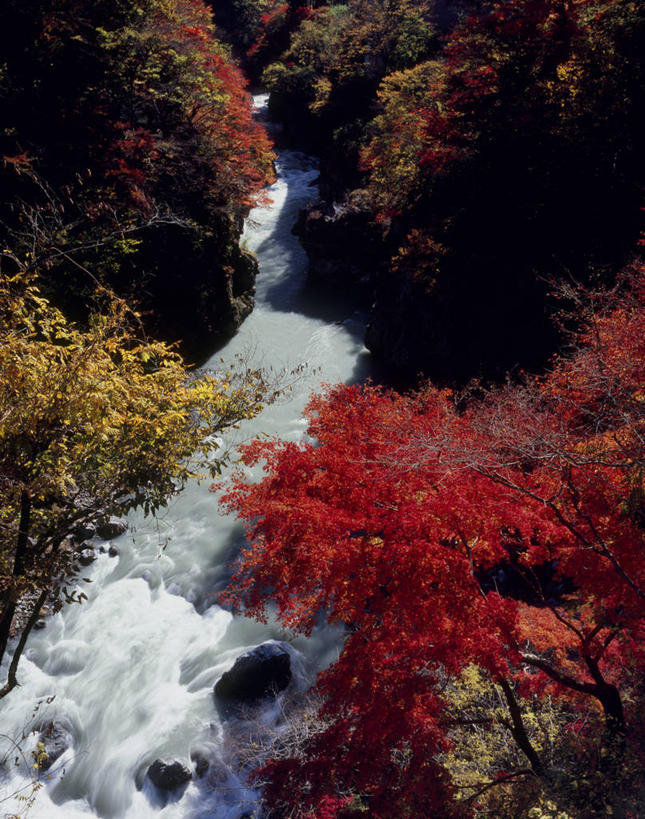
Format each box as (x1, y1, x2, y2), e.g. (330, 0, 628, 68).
(0, 94, 375, 819)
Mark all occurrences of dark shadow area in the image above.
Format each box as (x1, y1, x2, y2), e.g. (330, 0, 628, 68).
(478, 558, 575, 607)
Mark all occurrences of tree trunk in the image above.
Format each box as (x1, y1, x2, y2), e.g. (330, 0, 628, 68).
(596, 682, 625, 737)
(499, 679, 545, 779)
(0, 587, 48, 700)
(0, 490, 31, 667)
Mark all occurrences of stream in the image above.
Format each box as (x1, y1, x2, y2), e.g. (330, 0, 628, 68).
(0, 94, 375, 819)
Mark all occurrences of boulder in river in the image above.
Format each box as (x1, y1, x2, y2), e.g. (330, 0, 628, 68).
(36, 721, 73, 771)
(214, 641, 292, 707)
(71, 521, 96, 542)
(78, 548, 96, 567)
(96, 516, 128, 540)
(147, 759, 192, 791)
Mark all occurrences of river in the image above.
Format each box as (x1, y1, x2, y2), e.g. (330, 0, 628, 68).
(0, 94, 375, 819)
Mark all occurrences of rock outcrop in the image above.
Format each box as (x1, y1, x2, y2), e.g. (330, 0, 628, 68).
(147, 759, 192, 791)
(214, 641, 292, 708)
(78, 548, 96, 567)
(293, 203, 383, 290)
(96, 516, 128, 540)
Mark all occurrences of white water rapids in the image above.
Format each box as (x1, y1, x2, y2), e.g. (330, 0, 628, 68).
(0, 95, 375, 818)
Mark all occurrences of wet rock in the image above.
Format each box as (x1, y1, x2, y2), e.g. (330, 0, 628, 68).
(147, 759, 192, 791)
(208, 757, 233, 787)
(34, 619, 47, 630)
(71, 521, 96, 542)
(78, 548, 96, 567)
(108, 544, 120, 558)
(214, 641, 292, 707)
(96, 516, 128, 540)
(36, 721, 73, 771)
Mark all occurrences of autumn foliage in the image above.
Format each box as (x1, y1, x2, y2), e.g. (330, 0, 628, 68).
(253, 0, 644, 380)
(0, 266, 277, 699)
(221, 264, 645, 816)
(0, 0, 274, 356)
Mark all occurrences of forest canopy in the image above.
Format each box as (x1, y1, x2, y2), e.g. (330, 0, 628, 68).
(0, 0, 275, 358)
(252, 0, 644, 381)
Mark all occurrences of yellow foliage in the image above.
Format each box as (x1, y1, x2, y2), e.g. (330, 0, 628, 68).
(0, 269, 273, 622)
(439, 665, 571, 817)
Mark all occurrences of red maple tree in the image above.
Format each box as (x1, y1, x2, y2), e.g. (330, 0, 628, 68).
(220, 263, 645, 816)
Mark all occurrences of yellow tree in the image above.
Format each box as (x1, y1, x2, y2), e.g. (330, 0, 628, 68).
(0, 266, 273, 698)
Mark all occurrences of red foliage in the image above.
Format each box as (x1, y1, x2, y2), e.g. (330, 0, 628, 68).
(220, 264, 645, 815)
(246, 0, 308, 61)
(141, 0, 274, 210)
(105, 126, 159, 209)
(260, 5, 288, 26)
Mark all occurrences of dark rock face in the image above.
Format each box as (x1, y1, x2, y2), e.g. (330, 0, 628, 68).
(108, 545, 120, 558)
(214, 641, 292, 706)
(365, 269, 445, 384)
(159, 238, 258, 367)
(224, 247, 257, 333)
(37, 721, 73, 771)
(96, 517, 128, 540)
(365, 251, 558, 385)
(147, 759, 192, 791)
(296, 197, 559, 385)
(293, 204, 382, 289)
